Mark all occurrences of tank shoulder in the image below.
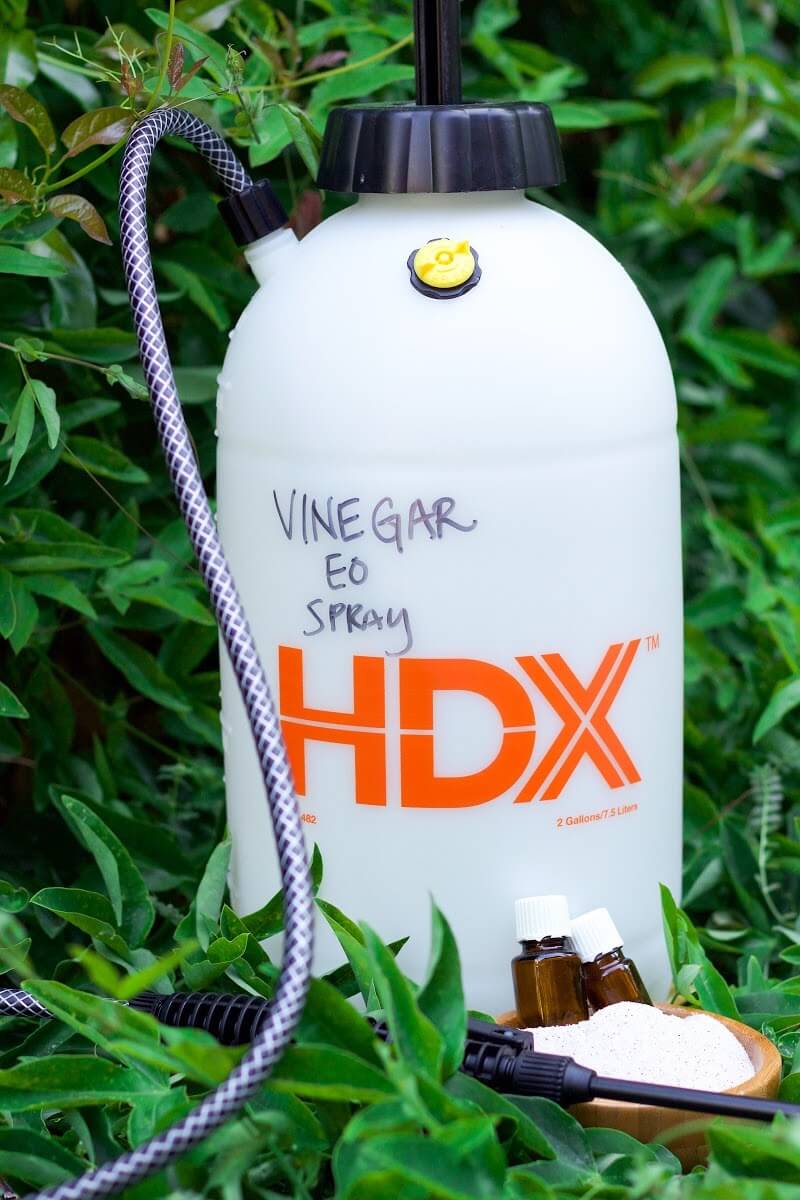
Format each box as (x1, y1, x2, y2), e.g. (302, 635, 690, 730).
(219, 196, 677, 459)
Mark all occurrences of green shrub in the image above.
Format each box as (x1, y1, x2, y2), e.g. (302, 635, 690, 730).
(1, 0, 800, 1195)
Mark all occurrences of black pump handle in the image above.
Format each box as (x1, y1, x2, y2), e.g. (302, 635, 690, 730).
(414, 0, 462, 104)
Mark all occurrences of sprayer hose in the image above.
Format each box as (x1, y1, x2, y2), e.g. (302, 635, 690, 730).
(0, 107, 314, 1200)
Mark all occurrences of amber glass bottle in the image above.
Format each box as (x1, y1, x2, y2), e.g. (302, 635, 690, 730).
(571, 907, 652, 1012)
(512, 895, 588, 1027)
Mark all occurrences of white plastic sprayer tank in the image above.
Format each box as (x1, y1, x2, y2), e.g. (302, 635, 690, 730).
(216, 180, 683, 1014)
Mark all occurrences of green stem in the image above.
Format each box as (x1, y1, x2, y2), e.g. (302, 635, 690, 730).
(240, 31, 413, 92)
(61, 441, 200, 574)
(721, 0, 747, 119)
(0, 340, 111, 375)
(48, 657, 188, 762)
(42, 137, 128, 193)
(680, 441, 721, 523)
(37, 50, 112, 80)
(144, 0, 177, 116)
(594, 170, 663, 198)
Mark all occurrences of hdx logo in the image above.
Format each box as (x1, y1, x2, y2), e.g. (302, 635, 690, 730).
(278, 640, 645, 809)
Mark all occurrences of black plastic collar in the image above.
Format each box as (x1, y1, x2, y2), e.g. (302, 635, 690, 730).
(317, 101, 564, 194)
(218, 179, 288, 246)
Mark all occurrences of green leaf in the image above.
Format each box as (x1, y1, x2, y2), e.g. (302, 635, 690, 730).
(27, 379, 59, 448)
(146, 8, 229, 83)
(3, 380, 34, 482)
(505, 1097, 593, 1186)
(65, 435, 148, 483)
(446, 1072, 555, 1159)
(0, 565, 14, 636)
(88, 626, 190, 714)
(635, 52, 718, 96)
(56, 794, 154, 948)
(551, 102, 610, 130)
(8, 575, 36, 652)
(0, 1129, 85, 1190)
(26, 574, 97, 618)
(473, 0, 519, 36)
(660, 884, 738, 1017)
(104, 363, 148, 399)
(714, 329, 800, 379)
(61, 106, 134, 157)
(120, 582, 214, 626)
(362, 922, 443, 1078)
(708, 1122, 800, 1182)
(31, 887, 129, 955)
(183, 931, 249, 989)
(0, 164, 33, 202)
(417, 903, 466, 1078)
(681, 255, 736, 335)
(0, 113, 17, 168)
(0, 244, 66, 276)
(39, 228, 97, 329)
(25, 980, 163, 1064)
(0, 680, 27, 717)
(270, 1045, 394, 1103)
(195, 834, 231, 950)
(47, 194, 111, 245)
(0, 877, 28, 911)
(0, 1054, 158, 1110)
(0, 541, 126, 572)
(48, 328, 137, 364)
(317, 899, 376, 1000)
(297, 976, 382, 1065)
(553, 99, 659, 127)
(279, 103, 324, 177)
(116, 943, 199, 1001)
(308, 64, 414, 112)
(588, 99, 658, 123)
(0, 30, 37, 88)
(754, 677, 800, 742)
(334, 1119, 505, 1200)
(0, 84, 56, 153)
(250, 105, 293, 167)
(157, 258, 228, 329)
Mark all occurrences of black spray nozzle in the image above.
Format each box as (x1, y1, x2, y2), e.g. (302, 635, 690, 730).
(414, 0, 462, 105)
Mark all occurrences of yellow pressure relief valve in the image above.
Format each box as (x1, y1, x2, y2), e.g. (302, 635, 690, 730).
(408, 237, 482, 299)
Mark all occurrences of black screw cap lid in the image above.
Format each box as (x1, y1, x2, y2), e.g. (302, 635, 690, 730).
(316, 101, 564, 194)
(218, 179, 288, 246)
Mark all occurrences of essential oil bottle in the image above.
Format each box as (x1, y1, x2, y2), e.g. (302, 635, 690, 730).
(512, 895, 588, 1027)
(571, 907, 652, 1011)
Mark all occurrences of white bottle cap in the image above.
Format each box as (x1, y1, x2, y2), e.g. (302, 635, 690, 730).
(570, 907, 623, 963)
(515, 895, 572, 942)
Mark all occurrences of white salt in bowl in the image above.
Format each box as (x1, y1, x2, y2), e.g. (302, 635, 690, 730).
(497, 1004, 782, 1169)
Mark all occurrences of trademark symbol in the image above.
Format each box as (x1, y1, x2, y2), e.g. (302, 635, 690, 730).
(646, 633, 660, 651)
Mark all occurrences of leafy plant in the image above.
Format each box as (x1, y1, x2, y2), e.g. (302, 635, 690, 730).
(1, 0, 800, 1195)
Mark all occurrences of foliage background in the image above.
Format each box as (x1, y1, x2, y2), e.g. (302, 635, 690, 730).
(1, 0, 800, 1195)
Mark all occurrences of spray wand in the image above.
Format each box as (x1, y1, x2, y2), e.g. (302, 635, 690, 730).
(1, 987, 798, 1125)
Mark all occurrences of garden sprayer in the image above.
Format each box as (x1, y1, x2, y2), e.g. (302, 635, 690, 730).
(0, 2, 688, 1196)
(216, 0, 683, 1011)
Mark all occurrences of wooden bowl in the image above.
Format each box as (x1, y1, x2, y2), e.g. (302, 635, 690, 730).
(497, 1004, 782, 1170)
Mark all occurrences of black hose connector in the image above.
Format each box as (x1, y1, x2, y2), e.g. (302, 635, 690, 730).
(130, 991, 271, 1045)
(218, 179, 288, 246)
